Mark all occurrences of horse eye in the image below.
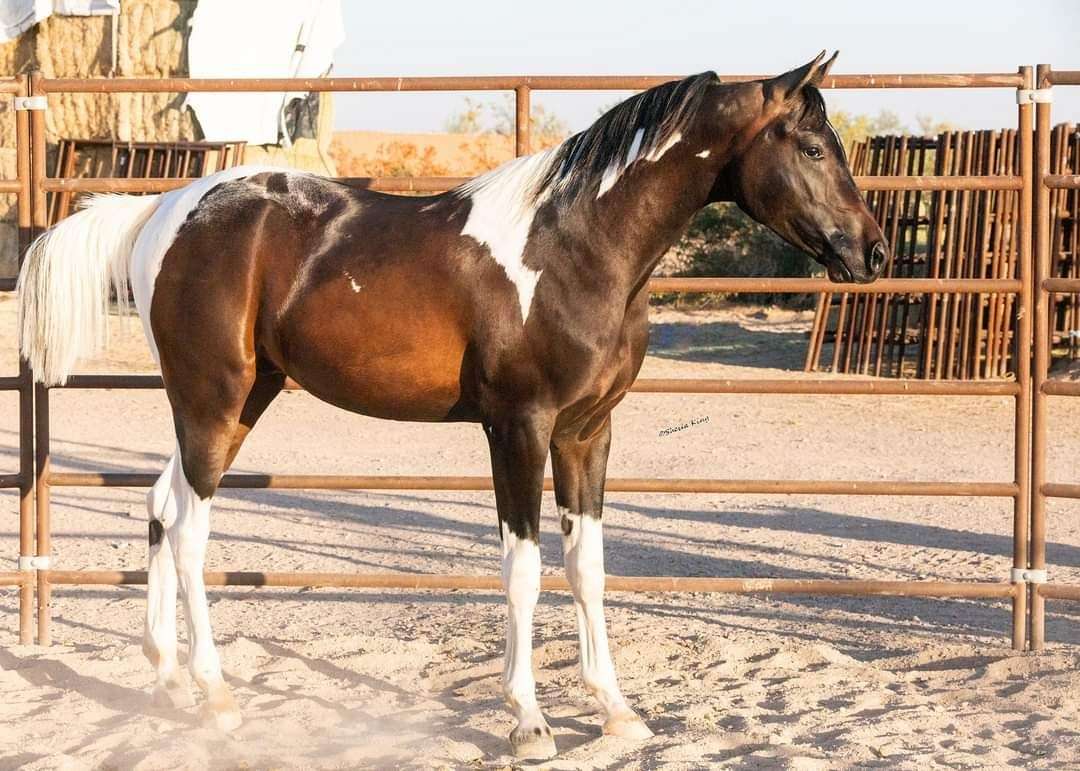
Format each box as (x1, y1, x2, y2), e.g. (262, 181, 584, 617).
(803, 146, 824, 160)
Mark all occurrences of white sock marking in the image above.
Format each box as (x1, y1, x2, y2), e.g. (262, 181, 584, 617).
(696, 149, 711, 158)
(500, 521, 549, 733)
(560, 508, 635, 720)
(144, 453, 180, 693)
(163, 449, 236, 719)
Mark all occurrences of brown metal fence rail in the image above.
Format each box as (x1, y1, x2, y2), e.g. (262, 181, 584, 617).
(0, 74, 36, 644)
(1, 67, 1045, 650)
(1030, 65, 1080, 650)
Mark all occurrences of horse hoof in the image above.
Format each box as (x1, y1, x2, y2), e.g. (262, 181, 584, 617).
(509, 724, 557, 759)
(151, 680, 195, 710)
(201, 703, 243, 733)
(603, 712, 653, 740)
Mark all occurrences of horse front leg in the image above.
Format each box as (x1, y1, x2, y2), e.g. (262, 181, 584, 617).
(485, 409, 558, 759)
(551, 416, 653, 740)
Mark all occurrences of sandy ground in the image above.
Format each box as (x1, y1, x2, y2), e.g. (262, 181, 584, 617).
(2, 294, 1080, 769)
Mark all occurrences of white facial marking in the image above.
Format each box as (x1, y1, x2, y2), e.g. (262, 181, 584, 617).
(499, 521, 550, 735)
(596, 130, 683, 200)
(458, 149, 559, 323)
(696, 149, 711, 159)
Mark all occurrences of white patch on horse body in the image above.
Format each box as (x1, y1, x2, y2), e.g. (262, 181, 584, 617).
(130, 165, 289, 362)
(499, 521, 549, 735)
(457, 150, 559, 322)
(696, 149, 711, 158)
(596, 130, 683, 200)
(343, 269, 363, 293)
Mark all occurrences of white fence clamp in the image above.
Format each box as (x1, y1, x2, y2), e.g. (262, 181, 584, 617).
(1016, 88, 1052, 105)
(13, 95, 47, 111)
(17, 555, 50, 571)
(1011, 567, 1048, 584)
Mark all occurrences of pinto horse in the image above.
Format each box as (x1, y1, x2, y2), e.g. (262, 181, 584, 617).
(18, 52, 885, 758)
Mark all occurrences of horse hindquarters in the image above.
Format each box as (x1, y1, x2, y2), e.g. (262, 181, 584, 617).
(138, 195, 288, 729)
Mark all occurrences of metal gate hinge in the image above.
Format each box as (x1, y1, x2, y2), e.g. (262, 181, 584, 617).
(1011, 568, 1048, 584)
(18, 555, 50, 571)
(1016, 88, 1052, 104)
(13, 96, 46, 111)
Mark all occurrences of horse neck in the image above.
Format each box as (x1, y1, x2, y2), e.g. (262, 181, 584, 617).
(576, 130, 729, 295)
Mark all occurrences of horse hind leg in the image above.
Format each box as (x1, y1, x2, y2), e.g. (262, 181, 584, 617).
(142, 452, 195, 709)
(161, 370, 283, 731)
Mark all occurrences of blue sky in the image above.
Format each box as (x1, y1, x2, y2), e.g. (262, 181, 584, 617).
(331, 0, 1079, 135)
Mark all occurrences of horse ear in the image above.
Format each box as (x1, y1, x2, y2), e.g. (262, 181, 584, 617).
(810, 51, 839, 86)
(765, 51, 827, 105)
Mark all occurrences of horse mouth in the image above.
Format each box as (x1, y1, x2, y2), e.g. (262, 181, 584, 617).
(825, 256, 876, 285)
(825, 259, 853, 283)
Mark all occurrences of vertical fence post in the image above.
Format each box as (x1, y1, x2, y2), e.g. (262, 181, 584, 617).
(1029, 63, 1053, 651)
(1011, 65, 1034, 651)
(16, 73, 34, 645)
(515, 85, 530, 157)
(29, 70, 52, 646)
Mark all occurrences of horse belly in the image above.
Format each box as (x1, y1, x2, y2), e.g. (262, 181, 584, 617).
(277, 291, 471, 422)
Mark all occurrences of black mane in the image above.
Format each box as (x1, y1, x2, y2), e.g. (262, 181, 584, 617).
(539, 71, 718, 201)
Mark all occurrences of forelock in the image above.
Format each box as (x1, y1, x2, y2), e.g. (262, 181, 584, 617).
(796, 86, 828, 131)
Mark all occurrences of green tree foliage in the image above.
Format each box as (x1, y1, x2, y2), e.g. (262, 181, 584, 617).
(664, 204, 818, 305)
(828, 109, 906, 153)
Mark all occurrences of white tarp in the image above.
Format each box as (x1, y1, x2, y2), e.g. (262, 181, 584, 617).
(0, 0, 119, 43)
(185, 0, 344, 145)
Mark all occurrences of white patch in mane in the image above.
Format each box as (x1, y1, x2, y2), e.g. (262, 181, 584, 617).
(596, 131, 683, 200)
(645, 131, 682, 161)
(696, 149, 711, 159)
(457, 148, 560, 323)
(597, 128, 646, 198)
(130, 164, 293, 362)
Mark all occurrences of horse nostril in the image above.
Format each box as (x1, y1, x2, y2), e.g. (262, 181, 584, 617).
(868, 241, 887, 274)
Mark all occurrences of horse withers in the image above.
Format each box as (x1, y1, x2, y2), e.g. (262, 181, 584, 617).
(17, 51, 885, 759)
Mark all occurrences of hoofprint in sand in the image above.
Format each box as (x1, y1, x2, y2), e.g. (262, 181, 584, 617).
(1, 297, 1079, 768)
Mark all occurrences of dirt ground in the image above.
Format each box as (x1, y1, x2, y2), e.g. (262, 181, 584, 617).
(2, 294, 1080, 769)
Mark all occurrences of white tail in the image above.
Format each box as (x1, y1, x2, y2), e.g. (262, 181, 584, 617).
(17, 194, 161, 385)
